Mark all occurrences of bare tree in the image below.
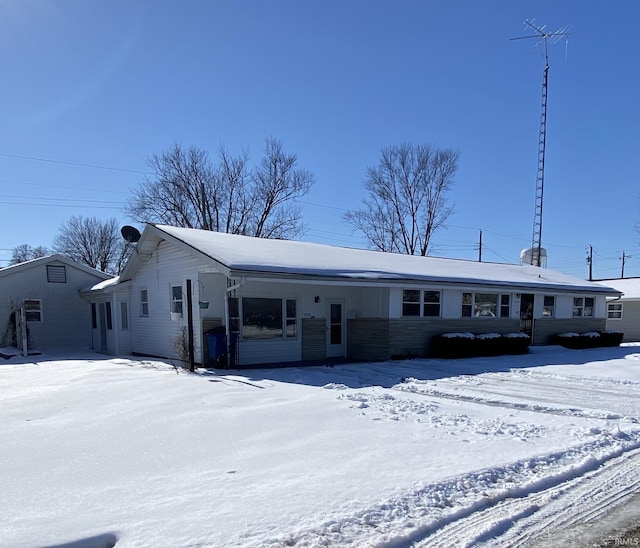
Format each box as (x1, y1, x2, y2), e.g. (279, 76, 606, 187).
(345, 143, 459, 256)
(126, 138, 314, 239)
(127, 144, 215, 230)
(9, 244, 49, 265)
(53, 216, 128, 274)
(250, 138, 314, 239)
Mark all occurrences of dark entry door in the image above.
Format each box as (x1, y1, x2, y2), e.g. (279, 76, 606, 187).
(520, 294, 535, 338)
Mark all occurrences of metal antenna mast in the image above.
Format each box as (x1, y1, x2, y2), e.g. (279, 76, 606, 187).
(511, 20, 569, 266)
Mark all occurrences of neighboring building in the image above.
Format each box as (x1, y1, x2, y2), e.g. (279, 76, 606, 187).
(596, 277, 640, 341)
(84, 224, 620, 367)
(0, 255, 111, 352)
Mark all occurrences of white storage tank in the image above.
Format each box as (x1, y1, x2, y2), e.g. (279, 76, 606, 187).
(520, 247, 548, 268)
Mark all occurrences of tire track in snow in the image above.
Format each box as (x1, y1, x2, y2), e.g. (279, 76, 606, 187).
(252, 431, 640, 548)
(395, 372, 640, 422)
(415, 447, 640, 547)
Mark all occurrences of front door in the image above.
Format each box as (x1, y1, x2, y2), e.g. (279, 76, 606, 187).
(327, 300, 345, 357)
(519, 293, 534, 339)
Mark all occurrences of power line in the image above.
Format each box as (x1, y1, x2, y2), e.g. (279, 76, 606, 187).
(0, 194, 124, 205)
(0, 179, 131, 195)
(0, 152, 151, 175)
(0, 200, 122, 210)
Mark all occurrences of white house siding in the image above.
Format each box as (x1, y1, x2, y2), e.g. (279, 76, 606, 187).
(553, 294, 607, 319)
(357, 287, 390, 318)
(606, 301, 640, 341)
(128, 241, 222, 363)
(0, 258, 107, 351)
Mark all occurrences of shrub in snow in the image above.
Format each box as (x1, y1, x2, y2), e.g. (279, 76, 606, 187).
(599, 330, 624, 347)
(552, 331, 623, 349)
(501, 332, 530, 355)
(430, 332, 530, 359)
(430, 333, 477, 358)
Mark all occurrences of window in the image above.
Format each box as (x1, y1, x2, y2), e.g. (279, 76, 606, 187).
(285, 299, 297, 338)
(543, 295, 555, 317)
(241, 297, 297, 340)
(402, 289, 441, 317)
(140, 290, 149, 317)
(120, 302, 129, 330)
(47, 265, 66, 283)
(424, 291, 441, 317)
(106, 302, 113, 330)
(171, 286, 183, 315)
(607, 302, 623, 319)
(91, 303, 97, 329)
(585, 297, 594, 317)
(500, 295, 510, 318)
(475, 294, 498, 317)
(23, 299, 42, 322)
(402, 290, 421, 316)
(573, 297, 595, 317)
(462, 292, 473, 317)
(461, 292, 511, 318)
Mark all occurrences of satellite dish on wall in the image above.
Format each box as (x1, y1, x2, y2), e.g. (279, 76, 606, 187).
(121, 225, 141, 243)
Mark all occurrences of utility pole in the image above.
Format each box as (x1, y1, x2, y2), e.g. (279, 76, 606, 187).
(621, 251, 630, 278)
(478, 229, 483, 262)
(586, 245, 593, 281)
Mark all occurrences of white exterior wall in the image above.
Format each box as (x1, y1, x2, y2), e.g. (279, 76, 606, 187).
(553, 294, 607, 319)
(0, 259, 107, 350)
(128, 241, 222, 363)
(357, 287, 389, 318)
(442, 289, 461, 318)
(607, 300, 640, 341)
(89, 286, 132, 355)
(555, 295, 574, 318)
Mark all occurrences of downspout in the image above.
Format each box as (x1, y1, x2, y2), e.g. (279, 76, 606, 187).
(186, 279, 195, 372)
(225, 277, 245, 367)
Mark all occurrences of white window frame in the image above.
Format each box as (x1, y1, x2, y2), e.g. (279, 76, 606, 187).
(241, 297, 298, 340)
(401, 289, 441, 318)
(461, 292, 510, 318)
(120, 301, 129, 330)
(607, 302, 623, 320)
(543, 295, 556, 318)
(106, 301, 113, 330)
(23, 299, 43, 322)
(140, 289, 149, 317)
(171, 285, 184, 316)
(573, 296, 595, 317)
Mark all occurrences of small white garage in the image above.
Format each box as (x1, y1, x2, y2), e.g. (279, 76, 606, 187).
(0, 255, 110, 353)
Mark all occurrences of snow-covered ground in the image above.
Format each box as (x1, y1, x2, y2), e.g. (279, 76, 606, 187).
(3, 345, 640, 548)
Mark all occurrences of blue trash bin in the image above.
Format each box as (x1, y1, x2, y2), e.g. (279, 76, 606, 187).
(206, 329, 227, 367)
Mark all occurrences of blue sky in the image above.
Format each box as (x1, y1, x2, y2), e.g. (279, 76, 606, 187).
(1, 0, 638, 280)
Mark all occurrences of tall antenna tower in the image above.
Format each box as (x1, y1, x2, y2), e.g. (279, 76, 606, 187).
(511, 20, 569, 267)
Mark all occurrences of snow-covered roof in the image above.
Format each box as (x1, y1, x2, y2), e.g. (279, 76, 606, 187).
(0, 254, 111, 281)
(90, 276, 121, 291)
(141, 225, 619, 295)
(595, 278, 640, 300)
